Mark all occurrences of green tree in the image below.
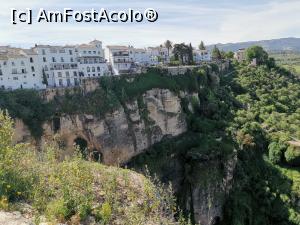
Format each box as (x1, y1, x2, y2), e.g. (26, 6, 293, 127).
(199, 41, 206, 50)
(164, 40, 173, 57)
(211, 45, 222, 60)
(42, 69, 48, 86)
(173, 43, 191, 65)
(225, 51, 234, 59)
(246, 46, 269, 65)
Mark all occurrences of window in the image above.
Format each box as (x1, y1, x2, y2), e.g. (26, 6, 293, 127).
(13, 77, 18, 80)
(92, 67, 95, 72)
(58, 72, 62, 77)
(44, 65, 48, 71)
(42, 49, 46, 55)
(32, 74, 35, 77)
(21, 61, 25, 66)
(0, 69, 2, 75)
(70, 58, 73, 62)
(74, 78, 78, 85)
(88, 51, 91, 54)
(52, 57, 56, 62)
(43, 57, 46, 62)
(83, 51, 87, 54)
(31, 66, 35, 72)
(3, 61, 6, 66)
(97, 67, 100, 72)
(21, 69, 26, 74)
(12, 62, 15, 66)
(67, 78, 71, 86)
(69, 50, 73, 55)
(65, 71, 70, 77)
(12, 68, 17, 74)
(59, 79, 63, 86)
(87, 67, 90, 72)
(30, 57, 33, 63)
(60, 57, 64, 62)
(93, 51, 96, 54)
(73, 71, 77, 76)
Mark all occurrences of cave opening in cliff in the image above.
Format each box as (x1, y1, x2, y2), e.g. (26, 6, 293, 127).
(74, 137, 88, 159)
(53, 117, 61, 133)
(91, 149, 102, 163)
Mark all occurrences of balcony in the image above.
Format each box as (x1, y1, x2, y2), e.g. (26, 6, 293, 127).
(113, 60, 133, 63)
(113, 52, 129, 57)
(50, 63, 78, 71)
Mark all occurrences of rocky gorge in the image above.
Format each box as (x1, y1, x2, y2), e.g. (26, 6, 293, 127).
(2, 66, 238, 225)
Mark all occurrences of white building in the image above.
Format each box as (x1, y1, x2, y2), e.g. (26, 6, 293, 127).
(147, 47, 170, 65)
(76, 40, 109, 79)
(0, 47, 45, 90)
(193, 49, 211, 63)
(0, 40, 110, 90)
(107, 45, 171, 75)
(107, 46, 134, 75)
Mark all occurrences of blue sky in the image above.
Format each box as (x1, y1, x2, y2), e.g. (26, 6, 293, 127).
(1, 0, 299, 48)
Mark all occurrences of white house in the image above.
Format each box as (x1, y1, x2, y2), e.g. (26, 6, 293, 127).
(0, 46, 45, 90)
(32, 44, 79, 87)
(193, 49, 211, 63)
(106, 46, 134, 75)
(107, 45, 171, 75)
(76, 40, 110, 79)
(0, 40, 111, 90)
(147, 46, 170, 65)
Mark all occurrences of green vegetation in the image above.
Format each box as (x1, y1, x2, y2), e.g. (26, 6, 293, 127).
(1, 50, 299, 225)
(0, 111, 190, 224)
(221, 61, 300, 225)
(130, 51, 300, 224)
(270, 52, 300, 75)
(0, 68, 213, 138)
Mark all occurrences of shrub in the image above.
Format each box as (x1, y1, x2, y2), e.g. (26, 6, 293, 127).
(268, 142, 286, 164)
(284, 146, 300, 166)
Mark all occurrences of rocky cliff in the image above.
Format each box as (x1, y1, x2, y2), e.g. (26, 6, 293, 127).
(13, 88, 187, 165)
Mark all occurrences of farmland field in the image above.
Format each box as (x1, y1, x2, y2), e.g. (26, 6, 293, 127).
(270, 52, 300, 75)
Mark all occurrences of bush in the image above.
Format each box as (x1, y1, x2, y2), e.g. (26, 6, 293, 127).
(268, 142, 286, 164)
(0, 111, 190, 224)
(284, 146, 300, 166)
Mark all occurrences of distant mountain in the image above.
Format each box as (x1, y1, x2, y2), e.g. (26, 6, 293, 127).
(207, 37, 300, 52)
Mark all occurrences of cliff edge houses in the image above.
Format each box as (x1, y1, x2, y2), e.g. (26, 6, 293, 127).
(0, 40, 211, 90)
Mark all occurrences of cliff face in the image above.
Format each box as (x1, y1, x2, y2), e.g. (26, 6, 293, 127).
(13, 88, 187, 165)
(144, 147, 236, 225)
(182, 155, 236, 225)
(12, 85, 236, 225)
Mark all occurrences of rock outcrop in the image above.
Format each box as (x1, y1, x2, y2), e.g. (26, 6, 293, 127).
(13, 89, 187, 165)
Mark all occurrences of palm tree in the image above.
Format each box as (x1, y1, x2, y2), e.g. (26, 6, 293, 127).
(164, 40, 173, 56)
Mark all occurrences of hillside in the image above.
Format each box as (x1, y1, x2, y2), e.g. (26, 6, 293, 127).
(0, 62, 299, 225)
(0, 112, 186, 225)
(207, 37, 300, 52)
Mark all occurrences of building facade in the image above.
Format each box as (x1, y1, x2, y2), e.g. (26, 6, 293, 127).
(193, 49, 211, 63)
(107, 45, 170, 75)
(234, 48, 246, 62)
(0, 40, 110, 90)
(0, 47, 45, 90)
